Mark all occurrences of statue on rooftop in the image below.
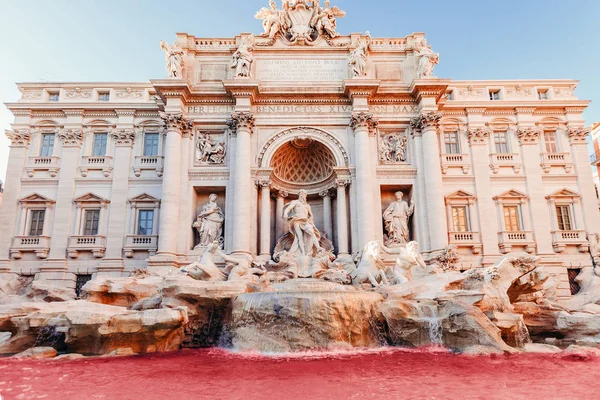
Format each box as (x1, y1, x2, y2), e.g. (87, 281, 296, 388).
(159, 40, 184, 78)
(231, 36, 254, 78)
(349, 35, 370, 78)
(416, 38, 439, 79)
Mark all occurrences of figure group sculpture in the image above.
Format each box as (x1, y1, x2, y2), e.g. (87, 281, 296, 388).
(379, 134, 408, 164)
(196, 133, 226, 164)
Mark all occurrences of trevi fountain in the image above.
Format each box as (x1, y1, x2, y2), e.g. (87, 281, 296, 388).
(1, 1, 600, 399)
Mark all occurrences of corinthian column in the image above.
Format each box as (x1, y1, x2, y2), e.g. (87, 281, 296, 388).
(156, 112, 192, 260)
(258, 180, 271, 258)
(320, 190, 333, 240)
(274, 191, 288, 240)
(230, 112, 255, 255)
(336, 179, 350, 256)
(411, 112, 448, 252)
(350, 112, 378, 249)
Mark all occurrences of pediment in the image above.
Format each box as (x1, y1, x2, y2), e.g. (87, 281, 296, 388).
(446, 190, 475, 199)
(73, 192, 110, 204)
(129, 193, 160, 204)
(493, 189, 529, 201)
(18, 193, 55, 204)
(546, 188, 580, 200)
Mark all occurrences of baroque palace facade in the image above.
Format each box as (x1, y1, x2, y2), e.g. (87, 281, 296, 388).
(0, 1, 598, 298)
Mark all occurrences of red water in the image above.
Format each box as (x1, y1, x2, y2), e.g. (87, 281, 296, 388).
(1, 348, 599, 400)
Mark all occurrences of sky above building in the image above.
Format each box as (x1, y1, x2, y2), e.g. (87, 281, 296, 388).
(1, 0, 599, 182)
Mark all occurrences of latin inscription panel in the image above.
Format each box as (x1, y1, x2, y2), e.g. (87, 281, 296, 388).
(257, 59, 348, 81)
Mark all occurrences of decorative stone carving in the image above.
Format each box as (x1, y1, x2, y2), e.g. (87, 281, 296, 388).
(159, 112, 193, 134)
(383, 191, 415, 247)
(350, 241, 388, 286)
(387, 242, 427, 284)
(231, 36, 254, 78)
(110, 129, 136, 146)
(159, 40, 184, 78)
(115, 88, 144, 99)
(505, 84, 533, 98)
(554, 85, 576, 97)
(349, 35, 370, 78)
(21, 90, 43, 100)
(517, 127, 541, 145)
(192, 194, 224, 249)
(458, 86, 485, 98)
(567, 126, 589, 144)
(271, 138, 336, 185)
(180, 241, 227, 281)
(5, 129, 31, 146)
(588, 233, 600, 266)
(350, 112, 378, 132)
(416, 39, 439, 79)
(410, 112, 442, 135)
(229, 112, 255, 132)
(255, 0, 345, 45)
(58, 129, 83, 146)
(379, 133, 408, 164)
(196, 132, 226, 164)
(435, 245, 461, 272)
(65, 87, 92, 99)
(467, 127, 490, 145)
(282, 189, 324, 256)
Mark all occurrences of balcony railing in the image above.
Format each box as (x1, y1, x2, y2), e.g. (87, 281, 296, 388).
(489, 153, 522, 174)
(67, 235, 106, 259)
(448, 231, 482, 254)
(133, 156, 164, 177)
(10, 236, 51, 259)
(80, 156, 113, 177)
(25, 156, 60, 178)
(498, 230, 535, 254)
(123, 235, 158, 258)
(440, 153, 470, 174)
(540, 152, 573, 173)
(591, 150, 600, 165)
(551, 230, 588, 253)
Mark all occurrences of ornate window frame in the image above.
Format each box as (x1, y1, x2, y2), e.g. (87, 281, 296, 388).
(68, 193, 110, 259)
(10, 193, 55, 259)
(445, 190, 481, 254)
(124, 194, 161, 258)
(493, 189, 535, 254)
(545, 188, 587, 253)
(133, 121, 165, 177)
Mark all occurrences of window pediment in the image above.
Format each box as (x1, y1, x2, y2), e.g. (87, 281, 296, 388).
(546, 188, 580, 202)
(73, 192, 110, 205)
(445, 190, 476, 205)
(129, 193, 160, 206)
(493, 189, 528, 202)
(18, 193, 55, 206)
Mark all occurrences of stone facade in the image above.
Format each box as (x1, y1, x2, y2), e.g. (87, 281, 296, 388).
(0, 3, 598, 298)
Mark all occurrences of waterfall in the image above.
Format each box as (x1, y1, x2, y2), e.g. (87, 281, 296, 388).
(417, 303, 444, 346)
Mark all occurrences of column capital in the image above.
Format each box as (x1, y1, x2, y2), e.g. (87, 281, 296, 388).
(410, 111, 442, 137)
(58, 128, 84, 147)
(467, 127, 490, 146)
(567, 126, 589, 145)
(110, 129, 136, 147)
(256, 179, 271, 188)
(350, 112, 378, 134)
(5, 129, 31, 147)
(229, 112, 255, 135)
(159, 111, 193, 135)
(517, 126, 542, 145)
(319, 190, 332, 198)
(335, 178, 351, 188)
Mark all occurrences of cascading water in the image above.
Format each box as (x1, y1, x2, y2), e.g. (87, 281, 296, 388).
(415, 302, 444, 346)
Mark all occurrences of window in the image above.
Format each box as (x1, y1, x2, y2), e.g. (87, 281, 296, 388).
(568, 269, 582, 295)
(444, 132, 460, 154)
(40, 134, 55, 157)
(137, 210, 154, 235)
(92, 133, 108, 156)
(451, 206, 469, 232)
(489, 90, 500, 101)
(556, 205, 573, 231)
(75, 274, 93, 298)
(144, 133, 159, 156)
(83, 209, 101, 236)
(544, 131, 558, 153)
(98, 92, 110, 101)
(494, 131, 510, 154)
(29, 210, 45, 236)
(503, 206, 522, 232)
(538, 90, 548, 100)
(48, 92, 59, 102)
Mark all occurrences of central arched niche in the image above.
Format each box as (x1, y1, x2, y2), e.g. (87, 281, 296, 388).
(270, 137, 336, 189)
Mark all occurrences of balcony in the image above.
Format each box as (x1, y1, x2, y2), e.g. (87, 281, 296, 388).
(540, 152, 573, 173)
(551, 230, 588, 253)
(80, 156, 113, 177)
(25, 156, 60, 178)
(67, 235, 106, 259)
(448, 231, 482, 254)
(498, 231, 535, 254)
(489, 153, 522, 174)
(591, 150, 600, 165)
(440, 154, 470, 175)
(133, 156, 164, 177)
(9, 236, 51, 259)
(123, 235, 158, 258)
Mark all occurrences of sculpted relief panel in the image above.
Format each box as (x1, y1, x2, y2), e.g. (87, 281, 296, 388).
(195, 131, 227, 165)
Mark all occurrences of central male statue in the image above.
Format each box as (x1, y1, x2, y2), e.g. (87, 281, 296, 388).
(283, 189, 324, 256)
(383, 191, 415, 246)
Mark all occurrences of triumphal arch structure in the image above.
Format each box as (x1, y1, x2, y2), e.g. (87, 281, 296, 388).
(1, 0, 598, 299)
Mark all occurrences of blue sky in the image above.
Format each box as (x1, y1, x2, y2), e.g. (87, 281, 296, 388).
(1, 0, 599, 182)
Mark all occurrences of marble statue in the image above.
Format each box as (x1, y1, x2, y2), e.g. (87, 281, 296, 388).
(386, 241, 427, 284)
(255, 0, 290, 39)
(159, 40, 184, 78)
(380, 133, 407, 164)
(313, 0, 346, 39)
(589, 233, 600, 266)
(197, 133, 226, 164)
(282, 189, 325, 256)
(351, 241, 389, 287)
(222, 253, 267, 283)
(416, 39, 439, 79)
(349, 36, 369, 78)
(383, 192, 415, 247)
(193, 194, 224, 248)
(180, 241, 227, 281)
(435, 245, 460, 272)
(231, 37, 254, 78)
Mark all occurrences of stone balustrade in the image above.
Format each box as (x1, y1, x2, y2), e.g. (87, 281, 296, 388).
(550, 230, 588, 253)
(540, 152, 573, 173)
(448, 231, 482, 254)
(123, 235, 158, 258)
(10, 236, 51, 259)
(498, 230, 536, 254)
(25, 156, 60, 178)
(133, 156, 164, 177)
(440, 153, 470, 174)
(80, 156, 113, 177)
(67, 235, 106, 259)
(489, 153, 522, 174)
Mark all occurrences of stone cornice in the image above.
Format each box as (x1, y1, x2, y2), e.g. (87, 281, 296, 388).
(343, 80, 381, 99)
(151, 79, 192, 104)
(410, 79, 451, 103)
(222, 80, 261, 101)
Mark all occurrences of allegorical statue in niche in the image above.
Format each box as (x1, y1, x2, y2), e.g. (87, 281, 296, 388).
(383, 191, 416, 246)
(197, 133, 226, 164)
(193, 194, 224, 248)
(159, 40, 184, 78)
(416, 38, 439, 79)
(283, 189, 324, 256)
(231, 36, 254, 78)
(380, 134, 408, 164)
(349, 35, 370, 78)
